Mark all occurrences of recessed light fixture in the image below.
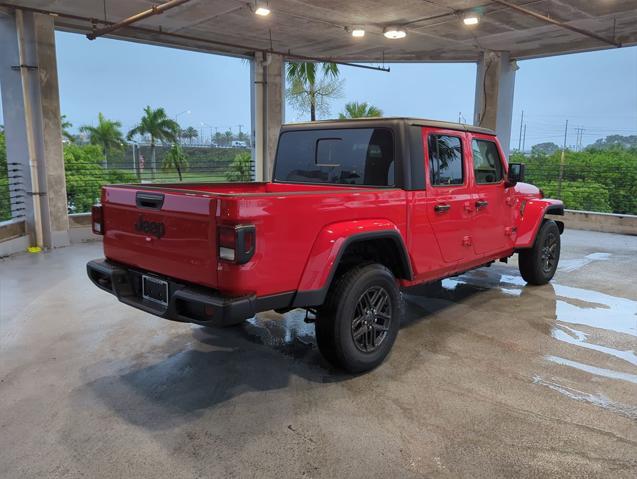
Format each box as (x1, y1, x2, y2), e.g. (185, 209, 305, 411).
(463, 12, 480, 26)
(351, 26, 366, 38)
(383, 26, 406, 39)
(254, 1, 271, 16)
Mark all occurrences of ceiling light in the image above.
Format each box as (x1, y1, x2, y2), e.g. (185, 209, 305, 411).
(351, 27, 365, 38)
(463, 12, 480, 26)
(383, 26, 406, 39)
(254, 1, 271, 16)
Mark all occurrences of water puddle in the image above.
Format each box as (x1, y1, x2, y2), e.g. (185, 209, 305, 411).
(445, 267, 637, 390)
(559, 252, 611, 273)
(552, 325, 637, 366)
(532, 375, 637, 419)
(241, 309, 316, 360)
(553, 284, 636, 337)
(546, 355, 637, 384)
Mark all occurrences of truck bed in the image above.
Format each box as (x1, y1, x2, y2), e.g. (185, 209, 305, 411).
(101, 182, 407, 296)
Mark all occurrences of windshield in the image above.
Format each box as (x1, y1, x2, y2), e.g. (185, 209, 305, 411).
(273, 128, 395, 187)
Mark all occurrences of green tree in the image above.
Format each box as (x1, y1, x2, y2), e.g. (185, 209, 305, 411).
(223, 130, 233, 146)
(180, 126, 198, 145)
(286, 62, 342, 121)
(590, 134, 637, 150)
(127, 106, 179, 180)
(79, 112, 124, 168)
(213, 131, 224, 147)
(530, 142, 559, 156)
(64, 143, 135, 213)
(161, 143, 189, 181)
(519, 146, 637, 215)
(226, 151, 253, 182)
(338, 101, 383, 119)
(61, 115, 75, 143)
(0, 131, 11, 221)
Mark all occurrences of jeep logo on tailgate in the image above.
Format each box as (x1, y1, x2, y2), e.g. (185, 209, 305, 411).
(134, 215, 165, 239)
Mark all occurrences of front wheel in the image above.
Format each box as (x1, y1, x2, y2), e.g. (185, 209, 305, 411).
(315, 264, 402, 373)
(518, 220, 561, 285)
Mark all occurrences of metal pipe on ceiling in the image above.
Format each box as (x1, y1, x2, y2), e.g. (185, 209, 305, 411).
(86, 0, 192, 40)
(0, 3, 390, 72)
(490, 0, 621, 48)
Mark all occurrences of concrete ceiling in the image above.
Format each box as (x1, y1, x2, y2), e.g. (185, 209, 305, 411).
(5, 0, 637, 62)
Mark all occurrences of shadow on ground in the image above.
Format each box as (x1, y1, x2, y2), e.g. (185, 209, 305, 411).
(82, 267, 559, 430)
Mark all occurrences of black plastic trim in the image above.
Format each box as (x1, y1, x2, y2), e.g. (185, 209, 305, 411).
(545, 204, 564, 216)
(136, 192, 164, 210)
(407, 125, 425, 190)
(87, 259, 294, 326)
(291, 230, 413, 308)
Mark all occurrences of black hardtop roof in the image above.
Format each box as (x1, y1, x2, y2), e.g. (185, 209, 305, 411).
(281, 117, 496, 136)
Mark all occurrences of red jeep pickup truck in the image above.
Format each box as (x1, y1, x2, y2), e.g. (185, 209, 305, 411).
(87, 118, 564, 372)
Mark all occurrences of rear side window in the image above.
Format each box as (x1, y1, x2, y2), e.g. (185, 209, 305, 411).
(472, 139, 504, 184)
(274, 128, 395, 186)
(428, 135, 464, 186)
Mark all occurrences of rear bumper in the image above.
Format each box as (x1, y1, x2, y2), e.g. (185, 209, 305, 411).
(87, 259, 291, 326)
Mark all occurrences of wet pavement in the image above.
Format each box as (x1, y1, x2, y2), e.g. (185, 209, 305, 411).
(1, 229, 636, 478)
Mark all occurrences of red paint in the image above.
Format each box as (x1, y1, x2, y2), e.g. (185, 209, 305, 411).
(98, 127, 561, 300)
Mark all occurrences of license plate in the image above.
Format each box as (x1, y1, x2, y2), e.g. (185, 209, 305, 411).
(142, 275, 169, 306)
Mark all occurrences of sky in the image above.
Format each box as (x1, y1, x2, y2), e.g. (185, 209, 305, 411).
(1, 31, 636, 149)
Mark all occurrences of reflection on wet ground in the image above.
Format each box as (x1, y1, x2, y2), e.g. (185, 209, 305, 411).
(406, 266, 637, 413)
(559, 252, 611, 272)
(532, 375, 637, 420)
(235, 262, 637, 420)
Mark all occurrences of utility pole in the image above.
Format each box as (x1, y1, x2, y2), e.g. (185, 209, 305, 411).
(522, 124, 527, 152)
(575, 127, 585, 151)
(558, 119, 568, 198)
(518, 110, 524, 151)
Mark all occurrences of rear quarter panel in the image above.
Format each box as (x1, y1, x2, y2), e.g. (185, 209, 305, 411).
(217, 188, 408, 296)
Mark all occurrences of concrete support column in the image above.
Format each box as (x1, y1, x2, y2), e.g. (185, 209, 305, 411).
(0, 8, 69, 248)
(251, 52, 284, 182)
(473, 50, 517, 156)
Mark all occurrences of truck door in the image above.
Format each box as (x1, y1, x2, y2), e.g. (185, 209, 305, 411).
(469, 134, 515, 255)
(424, 130, 475, 263)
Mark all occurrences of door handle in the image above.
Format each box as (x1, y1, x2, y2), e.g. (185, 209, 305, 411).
(475, 200, 489, 209)
(434, 203, 451, 213)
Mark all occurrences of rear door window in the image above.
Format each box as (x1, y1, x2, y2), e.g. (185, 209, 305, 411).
(428, 135, 464, 186)
(274, 128, 395, 186)
(472, 139, 504, 184)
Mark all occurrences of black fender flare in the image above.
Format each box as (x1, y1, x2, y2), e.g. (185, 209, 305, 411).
(292, 230, 413, 307)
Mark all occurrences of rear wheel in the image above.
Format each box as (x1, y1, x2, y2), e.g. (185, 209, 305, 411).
(518, 220, 561, 285)
(315, 264, 401, 373)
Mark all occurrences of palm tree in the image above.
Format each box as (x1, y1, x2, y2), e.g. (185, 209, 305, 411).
(61, 115, 75, 143)
(286, 62, 340, 121)
(180, 126, 198, 145)
(127, 106, 179, 179)
(223, 130, 233, 146)
(162, 143, 189, 181)
(339, 101, 383, 119)
(79, 113, 124, 168)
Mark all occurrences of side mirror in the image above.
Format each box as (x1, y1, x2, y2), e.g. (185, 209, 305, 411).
(506, 163, 525, 187)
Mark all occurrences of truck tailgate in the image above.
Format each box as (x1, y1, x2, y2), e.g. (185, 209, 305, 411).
(102, 186, 218, 288)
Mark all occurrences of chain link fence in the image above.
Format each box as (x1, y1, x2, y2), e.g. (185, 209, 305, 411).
(519, 153, 637, 216)
(0, 144, 254, 219)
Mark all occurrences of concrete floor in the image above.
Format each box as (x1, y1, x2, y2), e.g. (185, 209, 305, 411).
(1, 230, 636, 478)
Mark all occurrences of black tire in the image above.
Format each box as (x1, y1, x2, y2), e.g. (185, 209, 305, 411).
(518, 220, 561, 285)
(315, 264, 402, 373)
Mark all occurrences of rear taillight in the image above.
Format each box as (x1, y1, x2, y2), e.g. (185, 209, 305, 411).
(218, 224, 256, 264)
(91, 204, 104, 235)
